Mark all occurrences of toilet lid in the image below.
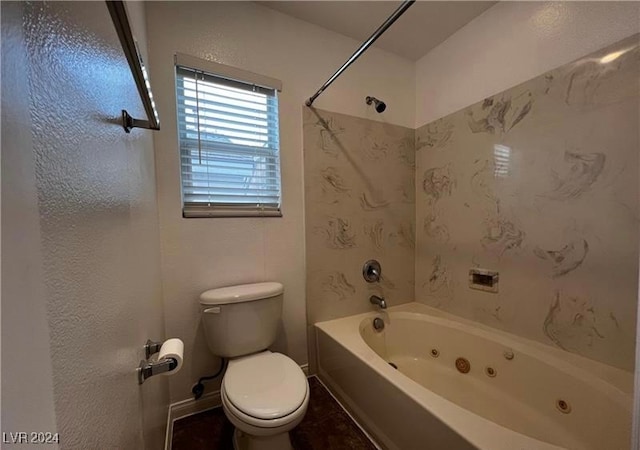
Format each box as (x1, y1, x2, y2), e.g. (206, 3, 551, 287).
(224, 352, 308, 420)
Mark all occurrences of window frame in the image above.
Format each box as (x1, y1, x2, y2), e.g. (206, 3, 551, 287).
(174, 53, 283, 218)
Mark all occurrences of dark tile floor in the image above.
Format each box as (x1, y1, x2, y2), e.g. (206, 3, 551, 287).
(172, 376, 377, 450)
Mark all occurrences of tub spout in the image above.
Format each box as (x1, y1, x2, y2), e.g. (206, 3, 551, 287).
(370, 295, 387, 309)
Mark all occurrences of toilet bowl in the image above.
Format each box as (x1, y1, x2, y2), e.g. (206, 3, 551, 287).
(199, 283, 309, 450)
(221, 351, 309, 450)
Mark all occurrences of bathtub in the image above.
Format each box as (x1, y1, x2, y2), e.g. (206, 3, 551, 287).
(315, 303, 634, 450)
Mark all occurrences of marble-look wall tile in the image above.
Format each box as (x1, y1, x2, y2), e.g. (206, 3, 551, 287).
(304, 108, 415, 327)
(415, 35, 639, 371)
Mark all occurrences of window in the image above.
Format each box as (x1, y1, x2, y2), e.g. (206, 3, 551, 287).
(175, 54, 282, 217)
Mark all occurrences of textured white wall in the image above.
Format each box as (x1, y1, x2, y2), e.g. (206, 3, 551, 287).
(145, 0, 415, 403)
(2, 2, 169, 448)
(1, 2, 59, 444)
(416, 1, 640, 127)
(129, 3, 170, 445)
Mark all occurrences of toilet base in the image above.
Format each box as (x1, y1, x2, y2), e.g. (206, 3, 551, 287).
(232, 428, 293, 450)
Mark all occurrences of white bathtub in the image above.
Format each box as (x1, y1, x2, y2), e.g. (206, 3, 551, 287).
(315, 303, 634, 450)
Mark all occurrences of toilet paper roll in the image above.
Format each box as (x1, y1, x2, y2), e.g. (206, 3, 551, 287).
(159, 338, 184, 375)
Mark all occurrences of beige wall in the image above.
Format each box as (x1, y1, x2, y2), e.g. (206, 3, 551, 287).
(299, 1, 639, 373)
(415, 34, 639, 370)
(416, 1, 640, 127)
(145, 1, 415, 403)
(303, 107, 415, 368)
(1, 2, 169, 448)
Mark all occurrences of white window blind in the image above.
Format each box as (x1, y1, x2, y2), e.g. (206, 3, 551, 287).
(176, 62, 282, 218)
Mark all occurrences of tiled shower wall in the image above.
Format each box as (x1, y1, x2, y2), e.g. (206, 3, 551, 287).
(304, 108, 416, 325)
(415, 35, 639, 371)
(304, 35, 638, 371)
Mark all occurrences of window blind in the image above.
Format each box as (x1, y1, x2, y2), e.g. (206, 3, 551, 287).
(176, 64, 282, 217)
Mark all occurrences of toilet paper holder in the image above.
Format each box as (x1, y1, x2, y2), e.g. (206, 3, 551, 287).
(137, 339, 181, 385)
(144, 339, 162, 359)
(137, 357, 178, 385)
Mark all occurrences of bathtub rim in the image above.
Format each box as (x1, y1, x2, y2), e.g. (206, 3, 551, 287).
(321, 302, 634, 392)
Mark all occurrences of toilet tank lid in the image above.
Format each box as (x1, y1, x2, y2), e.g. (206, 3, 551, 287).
(199, 282, 283, 305)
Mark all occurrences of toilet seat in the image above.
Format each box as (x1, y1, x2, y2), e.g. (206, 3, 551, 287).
(222, 351, 308, 424)
(222, 382, 309, 431)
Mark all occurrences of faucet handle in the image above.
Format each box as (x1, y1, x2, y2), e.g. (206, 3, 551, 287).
(363, 260, 382, 283)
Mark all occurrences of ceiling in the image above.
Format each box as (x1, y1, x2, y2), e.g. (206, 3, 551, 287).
(259, 1, 496, 61)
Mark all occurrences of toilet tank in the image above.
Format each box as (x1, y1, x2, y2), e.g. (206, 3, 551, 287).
(199, 282, 283, 358)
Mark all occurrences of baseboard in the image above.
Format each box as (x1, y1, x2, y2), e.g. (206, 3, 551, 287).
(164, 362, 310, 450)
(164, 390, 222, 450)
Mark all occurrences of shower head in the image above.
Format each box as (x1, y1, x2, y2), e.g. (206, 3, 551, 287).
(366, 96, 386, 113)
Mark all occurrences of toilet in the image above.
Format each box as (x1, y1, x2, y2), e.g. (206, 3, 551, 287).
(200, 282, 309, 450)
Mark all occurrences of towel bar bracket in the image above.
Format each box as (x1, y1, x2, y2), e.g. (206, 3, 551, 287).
(122, 110, 159, 133)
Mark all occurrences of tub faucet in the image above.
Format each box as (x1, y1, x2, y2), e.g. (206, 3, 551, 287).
(370, 295, 387, 309)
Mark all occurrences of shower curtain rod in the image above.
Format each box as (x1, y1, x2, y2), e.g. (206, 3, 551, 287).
(305, 0, 415, 107)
